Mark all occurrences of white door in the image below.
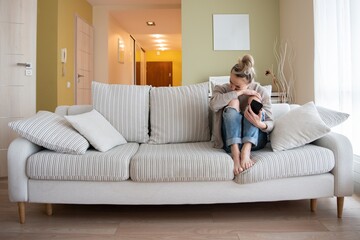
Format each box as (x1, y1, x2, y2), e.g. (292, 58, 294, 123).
(0, 0, 37, 177)
(75, 16, 93, 105)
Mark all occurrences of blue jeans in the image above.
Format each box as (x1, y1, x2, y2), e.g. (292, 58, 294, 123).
(222, 107, 268, 153)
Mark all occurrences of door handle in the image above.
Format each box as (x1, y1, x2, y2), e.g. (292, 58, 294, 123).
(77, 74, 84, 83)
(17, 62, 31, 68)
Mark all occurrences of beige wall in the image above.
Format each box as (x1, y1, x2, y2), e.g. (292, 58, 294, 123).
(279, 0, 314, 104)
(93, 7, 136, 85)
(182, 0, 280, 86)
(37, 0, 58, 112)
(108, 14, 134, 84)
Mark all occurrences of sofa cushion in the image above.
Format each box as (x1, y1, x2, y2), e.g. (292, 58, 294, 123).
(8, 111, 89, 155)
(27, 143, 139, 181)
(130, 142, 234, 182)
(235, 144, 335, 184)
(270, 102, 330, 152)
(149, 82, 210, 144)
(92, 82, 150, 143)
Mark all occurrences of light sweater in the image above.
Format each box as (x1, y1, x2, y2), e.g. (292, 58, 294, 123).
(209, 82, 274, 149)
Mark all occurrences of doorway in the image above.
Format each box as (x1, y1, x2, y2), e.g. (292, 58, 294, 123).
(146, 62, 173, 87)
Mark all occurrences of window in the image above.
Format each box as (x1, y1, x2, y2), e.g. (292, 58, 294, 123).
(314, 0, 360, 155)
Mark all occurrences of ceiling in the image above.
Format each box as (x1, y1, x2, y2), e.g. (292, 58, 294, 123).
(87, 0, 181, 51)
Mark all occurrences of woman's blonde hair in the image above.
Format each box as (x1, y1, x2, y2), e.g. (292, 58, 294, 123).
(231, 54, 256, 83)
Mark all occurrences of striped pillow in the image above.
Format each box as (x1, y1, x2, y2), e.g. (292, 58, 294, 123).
(92, 82, 151, 143)
(8, 111, 89, 154)
(316, 106, 349, 128)
(149, 82, 210, 144)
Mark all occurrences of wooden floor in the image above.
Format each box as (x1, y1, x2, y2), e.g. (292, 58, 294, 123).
(0, 179, 359, 240)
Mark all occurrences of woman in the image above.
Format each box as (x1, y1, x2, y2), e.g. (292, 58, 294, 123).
(210, 54, 274, 175)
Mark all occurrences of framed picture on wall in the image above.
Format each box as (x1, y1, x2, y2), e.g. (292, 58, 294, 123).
(213, 14, 250, 50)
(118, 37, 125, 63)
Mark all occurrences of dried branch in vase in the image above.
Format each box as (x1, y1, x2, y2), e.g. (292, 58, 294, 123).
(266, 39, 295, 103)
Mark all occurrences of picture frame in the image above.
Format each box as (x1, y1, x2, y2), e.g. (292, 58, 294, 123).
(213, 14, 250, 51)
(118, 37, 125, 63)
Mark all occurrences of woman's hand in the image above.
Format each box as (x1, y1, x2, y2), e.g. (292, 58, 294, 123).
(245, 105, 267, 130)
(244, 105, 262, 127)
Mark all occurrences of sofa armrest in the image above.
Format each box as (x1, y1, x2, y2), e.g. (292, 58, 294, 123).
(7, 137, 42, 202)
(313, 132, 354, 197)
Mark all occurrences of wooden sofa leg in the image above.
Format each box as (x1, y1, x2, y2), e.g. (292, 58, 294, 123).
(310, 199, 317, 212)
(46, 203, 53, 216)
(337, 197, 344, 218)
(18, 202, 25, 224)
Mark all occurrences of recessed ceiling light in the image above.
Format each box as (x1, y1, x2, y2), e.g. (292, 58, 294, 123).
(146, 21, 155, 26)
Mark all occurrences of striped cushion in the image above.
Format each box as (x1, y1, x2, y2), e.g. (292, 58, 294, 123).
(316, 106, 349, 128)
(149, 82, 210, 144)
(130, 142, 234, 182)
(27, 143, 139, 181)
(235, 144, 335, 184)
(92, 82, 151, 143)
(8, 111, 89, 154)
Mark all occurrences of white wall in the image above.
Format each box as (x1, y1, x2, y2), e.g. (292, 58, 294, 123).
(279, 0, 314, 104)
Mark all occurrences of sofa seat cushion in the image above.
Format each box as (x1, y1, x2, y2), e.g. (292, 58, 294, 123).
(235, 144, 335, 184)
(130, 142, 234, 182)
(26, 143, 139, 181)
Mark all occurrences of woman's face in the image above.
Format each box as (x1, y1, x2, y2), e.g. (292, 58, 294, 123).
(229, 73, 249, 91)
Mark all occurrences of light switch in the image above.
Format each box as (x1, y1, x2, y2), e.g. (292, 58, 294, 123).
(67, 81, 71, 88)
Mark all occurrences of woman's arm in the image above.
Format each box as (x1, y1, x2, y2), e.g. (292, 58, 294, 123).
(209, 84, 237, 112)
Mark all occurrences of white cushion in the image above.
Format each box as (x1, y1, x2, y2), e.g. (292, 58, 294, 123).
(149, 82, 210, 144)
(270, 102, 331, 152)
(316, 106, 349, 128)
(65, 109, 127, 152)
(8, 111, 89, 154)
(92, 82, 151, 143)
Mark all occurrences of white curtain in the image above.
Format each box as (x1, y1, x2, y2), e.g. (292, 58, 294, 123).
(314, 0, 360, 155)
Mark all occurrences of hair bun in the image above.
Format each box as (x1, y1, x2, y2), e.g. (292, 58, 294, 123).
(240, 54, 254, 68)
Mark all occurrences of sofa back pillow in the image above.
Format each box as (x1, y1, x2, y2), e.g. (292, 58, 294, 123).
(149, 82, 210, 144)
(92, 82, 151, 143)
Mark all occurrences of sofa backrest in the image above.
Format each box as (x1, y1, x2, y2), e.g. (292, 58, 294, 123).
(92, 82, 151, 143)
(55, 83, 294, 144)
(149, 82, 210, 144)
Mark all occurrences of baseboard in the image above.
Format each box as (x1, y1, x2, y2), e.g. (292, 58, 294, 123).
(354, 155, 360, 194)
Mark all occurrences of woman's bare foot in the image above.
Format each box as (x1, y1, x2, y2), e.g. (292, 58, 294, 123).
(231, 144, 243, 175)
(240, 142, 255, 170)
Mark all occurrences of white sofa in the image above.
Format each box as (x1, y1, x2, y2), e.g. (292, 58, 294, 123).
(7, 82, 354, 223)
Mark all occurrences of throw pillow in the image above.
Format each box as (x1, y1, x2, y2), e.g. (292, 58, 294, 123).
(65, 109, 127, 152)
(270, 102, 331, 152)
(149, 82, 210, 144)
(8, 111, 89, 154)
(316, 106, 349, 128)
